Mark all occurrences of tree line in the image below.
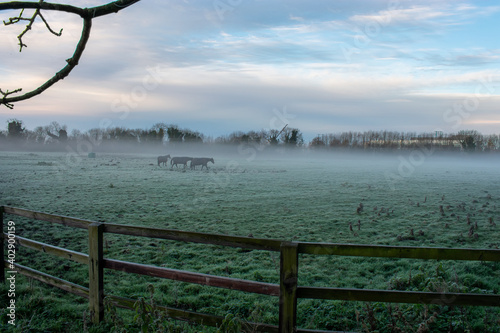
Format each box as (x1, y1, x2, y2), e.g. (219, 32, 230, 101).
(1, 119, 499, 152)
(309, 130, 500, 152)
(0, 119, 304, 148)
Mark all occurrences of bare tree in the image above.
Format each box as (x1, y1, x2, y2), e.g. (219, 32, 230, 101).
(0, 0, 141, 108)
(46, 121, 68, 142)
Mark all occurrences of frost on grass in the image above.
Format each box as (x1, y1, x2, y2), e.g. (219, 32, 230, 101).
(1, 151, 499, 331)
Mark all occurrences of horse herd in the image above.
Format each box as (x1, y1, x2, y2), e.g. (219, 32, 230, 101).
(157, 155, 214, 170)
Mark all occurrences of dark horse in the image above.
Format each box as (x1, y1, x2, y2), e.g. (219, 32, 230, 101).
(190, 157, 214, 170)
(171, 156, 192, 168)
(157, 155, 171, 166)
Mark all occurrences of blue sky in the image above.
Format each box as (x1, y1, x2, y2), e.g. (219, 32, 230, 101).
(1, 0, 499, 142)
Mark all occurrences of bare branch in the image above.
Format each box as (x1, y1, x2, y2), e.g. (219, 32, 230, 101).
(3, 8, 29, 50)
(0, 0, 142, 108)
(39, 10, 63, 36)
(14, 8, 34, 51)
(0, 2, 86, 16)
(0, 88, 23, 109)
(0, 0, 142, 18)
(1, 17, 92, 106)
(3, 0, 63, 52)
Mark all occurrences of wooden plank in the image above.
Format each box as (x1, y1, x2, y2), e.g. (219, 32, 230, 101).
(88, 223, 104, 324)
(3, 204, 500, 332)
(297, 287, 500, 307)
(5, 261, 89, 298)
(103, 258, 280, 296)
(103, 223, 282, 251)
(3, 206, 498, 262)
(106, 294, 280, 332)
(279, 242, 298, 333)
(298, 243, 500, 262)
(3, 206, 92, 229)
(6, 206, 498, 261)
(7, 234, 88, 265)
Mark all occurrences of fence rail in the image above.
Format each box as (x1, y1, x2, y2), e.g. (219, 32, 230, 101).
(298, 242, 499, 260)
(103, 258, 280, 296)
(2, 205, 500, 332)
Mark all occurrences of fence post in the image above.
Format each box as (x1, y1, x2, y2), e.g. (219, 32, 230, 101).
(279, 241, 298, 333)
(0, 206, 4, 283)
(88, 222, 104, 324)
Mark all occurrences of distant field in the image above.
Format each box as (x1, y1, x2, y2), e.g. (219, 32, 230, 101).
(1, 148, 499, 331)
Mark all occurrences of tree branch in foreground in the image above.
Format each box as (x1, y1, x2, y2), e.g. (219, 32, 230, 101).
(3, 2, 63, 52)
(0, 0, 142, 108)
(0, 88, 23, 109)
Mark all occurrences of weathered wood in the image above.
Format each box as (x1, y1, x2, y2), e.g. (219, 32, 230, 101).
(103, 258, 280, 296)
(8, 234, 88, 265)
(3, 206, 92, 229)
(279, 242, 298, 333)
(106, 294, 280, 333)
(297, 287, 500, 307)
(4, 205, 500, 333)
(88, 223, 104, 324)
(103, 223, 282, 251)
(4, 206, 499, 261)
(5, 261, 89, 298)
(298, 242, 500, 261)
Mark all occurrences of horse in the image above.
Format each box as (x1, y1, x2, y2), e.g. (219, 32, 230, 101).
(190, 157, 214, 170)
(157, 155, 170, 166)
(171, 156, 192, 168)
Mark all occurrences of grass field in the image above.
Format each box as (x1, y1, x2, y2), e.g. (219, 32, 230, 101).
(1, 147, 499, 332)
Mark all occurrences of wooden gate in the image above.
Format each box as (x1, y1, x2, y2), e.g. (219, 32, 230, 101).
(2, 206, 500, 332)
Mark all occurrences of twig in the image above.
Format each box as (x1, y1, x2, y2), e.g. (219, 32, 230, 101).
(0, 88, 23, 109)
(0, 0, 142, 108)
(39, 10, 63, 36)
(3, 0, 62, 52)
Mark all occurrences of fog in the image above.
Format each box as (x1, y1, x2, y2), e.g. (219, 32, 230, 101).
(2, 139, 499, 181)
(3, 138, 500, 161)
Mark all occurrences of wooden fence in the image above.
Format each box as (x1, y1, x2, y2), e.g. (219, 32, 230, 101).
(1, 205, 500, 332)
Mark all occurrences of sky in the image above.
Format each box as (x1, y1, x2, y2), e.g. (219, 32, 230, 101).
(1, 0, 500, 142)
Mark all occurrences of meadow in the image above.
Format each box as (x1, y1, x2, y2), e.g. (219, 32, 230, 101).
(1, 146, 499, 332)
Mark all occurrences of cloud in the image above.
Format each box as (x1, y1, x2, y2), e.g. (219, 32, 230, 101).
(424, 52, 500, 67)
(2, 1, 499, 140)
(347, 2, 498, 29)
(289, 14, 304, 22)
(349, 5, 450, 27)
